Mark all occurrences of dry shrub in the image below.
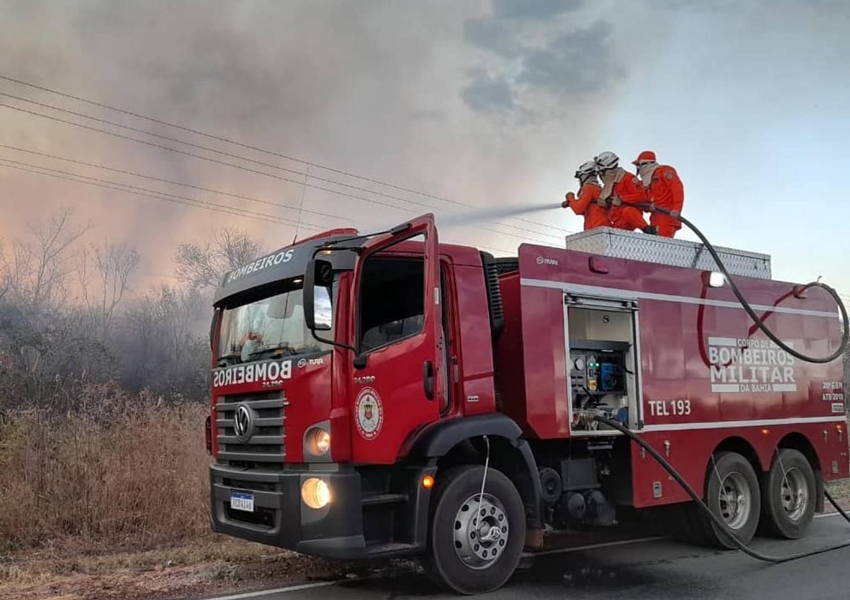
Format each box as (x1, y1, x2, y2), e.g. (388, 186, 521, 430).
(0, 383, 211, 550)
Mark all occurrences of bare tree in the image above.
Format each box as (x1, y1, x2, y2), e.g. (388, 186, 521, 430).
(0, 208, 89, 311)
(173, 227, 264, 290)
(78, 241, 140, 340)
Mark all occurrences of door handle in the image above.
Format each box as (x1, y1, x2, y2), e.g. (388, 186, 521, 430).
(423, 360, 434, 400)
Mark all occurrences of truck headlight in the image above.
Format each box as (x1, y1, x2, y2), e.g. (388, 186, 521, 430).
(305, 427, 331, 456)
(302, 478, 331, 509)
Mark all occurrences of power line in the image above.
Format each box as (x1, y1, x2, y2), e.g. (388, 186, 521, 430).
(0, 102, 560, 242)
(0, 143, 349, 225)
(0, 91, 567, 241)
(0, 72, 572, 234)
(0, 101, 562, 245)
(0, 102, 410, 211)
(0, 158, 324, 231)
(0, 156, 515, 256)
(0, 157, 515, 258)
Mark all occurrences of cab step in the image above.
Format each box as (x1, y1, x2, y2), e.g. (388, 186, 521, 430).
(366, 542, 421, 558)
(361, 493, 407, 507)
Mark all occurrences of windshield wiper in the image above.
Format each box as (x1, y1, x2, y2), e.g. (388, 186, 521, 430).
(217, 352, 243, 367)
(247, 343, 298, 361)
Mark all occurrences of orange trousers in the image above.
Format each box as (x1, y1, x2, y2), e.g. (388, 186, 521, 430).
(650, 213, 681, 238)
(610, 205, 648, 232)
(584, 203, 612, 230)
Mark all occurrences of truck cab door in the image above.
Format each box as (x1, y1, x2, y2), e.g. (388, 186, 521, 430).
(349, 214, 445, 464)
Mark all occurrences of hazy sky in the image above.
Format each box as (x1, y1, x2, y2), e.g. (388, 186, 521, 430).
(0, 0, 848, 299)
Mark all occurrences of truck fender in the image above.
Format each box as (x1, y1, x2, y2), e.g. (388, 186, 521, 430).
(404, 414, 543, 530)
(405, 413, 523, 458)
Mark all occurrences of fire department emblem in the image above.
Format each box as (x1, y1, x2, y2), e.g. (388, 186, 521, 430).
(355, 388, 383, 440)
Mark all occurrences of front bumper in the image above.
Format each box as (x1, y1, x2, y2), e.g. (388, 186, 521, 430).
(210, 464, 367, 559)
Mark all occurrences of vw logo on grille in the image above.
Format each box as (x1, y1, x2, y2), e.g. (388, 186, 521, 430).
(233, 404, 254, 443)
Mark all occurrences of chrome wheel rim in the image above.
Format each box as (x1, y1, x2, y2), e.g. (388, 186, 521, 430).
(780, 467, 809, 522)
(718, 471, 752, 530)
(453, 493, 509, 569)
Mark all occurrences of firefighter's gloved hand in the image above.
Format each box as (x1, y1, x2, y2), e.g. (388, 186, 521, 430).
(610, 196, 622, 206)
(562, 192, 575, 208)
(596, 196, 610, 208)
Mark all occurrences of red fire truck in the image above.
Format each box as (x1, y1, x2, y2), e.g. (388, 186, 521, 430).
(207, 214, 847, 595)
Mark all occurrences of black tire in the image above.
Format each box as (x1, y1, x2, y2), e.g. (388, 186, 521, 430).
(760, 448, 816, 539)
(699, 451, 761, 549)
(421, 465, 525, 595)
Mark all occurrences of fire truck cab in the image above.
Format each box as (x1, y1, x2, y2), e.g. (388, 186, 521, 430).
(207, 214, 847, 595)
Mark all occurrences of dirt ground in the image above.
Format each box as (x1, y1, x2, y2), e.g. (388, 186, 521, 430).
(3, 482, 850, 600)
(0, 535, 392, 600)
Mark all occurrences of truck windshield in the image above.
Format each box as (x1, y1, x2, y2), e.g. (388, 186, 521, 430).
(218, 284, 333, 365)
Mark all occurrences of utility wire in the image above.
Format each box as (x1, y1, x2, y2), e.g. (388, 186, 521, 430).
(0, 91, 567, 241)
(0, 158, 323, 231)
(0, 101, 559, 245)
(0, 73, 572, 234)
(0, 143, 349, 224)
(0, 153, 513, 255)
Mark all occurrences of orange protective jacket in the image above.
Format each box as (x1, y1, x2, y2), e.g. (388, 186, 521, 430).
(646, 165, 684, 237)
(609, 172, 648, 231)
(567, 181, 610, 230)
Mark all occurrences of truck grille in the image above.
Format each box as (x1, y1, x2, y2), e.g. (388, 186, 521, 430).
(215, 392, 285, 468)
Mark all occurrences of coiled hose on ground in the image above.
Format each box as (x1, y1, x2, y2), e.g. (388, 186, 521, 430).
(595, 204, 850, 562)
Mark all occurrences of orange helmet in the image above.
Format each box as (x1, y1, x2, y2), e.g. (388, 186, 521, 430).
(632, 150, 656, 165)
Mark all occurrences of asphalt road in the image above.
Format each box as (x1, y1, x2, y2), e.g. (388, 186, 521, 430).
(202, 513, 850, 600)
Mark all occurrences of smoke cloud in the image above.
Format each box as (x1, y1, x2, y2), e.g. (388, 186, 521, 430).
(9, 1, 838, 282)
(1, 0, 653, 279)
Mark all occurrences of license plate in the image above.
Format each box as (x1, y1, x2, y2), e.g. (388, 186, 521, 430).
(230, 491, 254, 512)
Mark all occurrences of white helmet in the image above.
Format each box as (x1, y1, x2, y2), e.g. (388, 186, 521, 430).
(574, 160, 597, 180)
(594, 151, 619, 171)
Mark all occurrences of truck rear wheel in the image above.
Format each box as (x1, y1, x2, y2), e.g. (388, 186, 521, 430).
(421, 464, 525, 595)
(760, 448, 816, 539)
(700, 451, 761, 549)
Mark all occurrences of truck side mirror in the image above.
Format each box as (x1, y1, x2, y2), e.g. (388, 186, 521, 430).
(304, 258, 333, 331)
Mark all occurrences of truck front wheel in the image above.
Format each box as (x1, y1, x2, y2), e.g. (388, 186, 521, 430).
(422, 465, 525, 595)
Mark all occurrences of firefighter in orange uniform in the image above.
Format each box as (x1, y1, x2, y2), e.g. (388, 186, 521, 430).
(561, 160, 611, 230)
(632, 150, 684, 238)
(594, 151, 655, 234)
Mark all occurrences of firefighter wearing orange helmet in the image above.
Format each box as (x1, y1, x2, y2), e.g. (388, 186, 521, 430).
(561, 160, 611, 230)
(594, 151, 655, 234)
(632, 150, 684, 238)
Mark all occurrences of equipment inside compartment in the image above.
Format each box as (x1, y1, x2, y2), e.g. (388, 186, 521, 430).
(570, 344, 628, 397)
(566, 305, 638, 432)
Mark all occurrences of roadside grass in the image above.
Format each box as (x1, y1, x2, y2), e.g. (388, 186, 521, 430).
(825, 477, 850, 505)
(0, 387, 358, 599)
(0, 385, 210, 551)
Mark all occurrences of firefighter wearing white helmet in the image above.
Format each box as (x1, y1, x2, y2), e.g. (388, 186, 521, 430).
(562, 160, 610, 230)
(594, 151, 655, 234)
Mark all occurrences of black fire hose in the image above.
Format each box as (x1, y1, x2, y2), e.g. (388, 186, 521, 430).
(592, 206, 850, 561)
(631, 203, 850, 363)
(595, 414, 850, 563)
